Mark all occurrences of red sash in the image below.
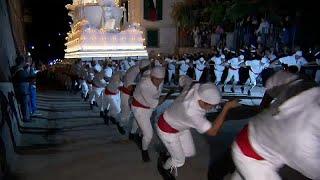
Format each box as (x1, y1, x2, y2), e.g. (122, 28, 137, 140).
(119, 86, 133, 96)
(158, 114, 179, 133)
(105, 88, 117, 95)
(236, 125, 264, 160)
(132, 97, 150, 109)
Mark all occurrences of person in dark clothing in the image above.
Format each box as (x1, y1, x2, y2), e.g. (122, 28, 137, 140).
(11, 56, 36, 122)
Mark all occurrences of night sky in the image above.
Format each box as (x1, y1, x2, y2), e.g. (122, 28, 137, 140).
(24, 0, 320, 64)
(25, 0, 72, 64)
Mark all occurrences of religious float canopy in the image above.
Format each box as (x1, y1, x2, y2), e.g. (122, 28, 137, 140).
(64, 0, 148, 60)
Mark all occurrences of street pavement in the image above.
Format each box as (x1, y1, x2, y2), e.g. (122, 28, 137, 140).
(12, 91, 247, 180)
(10, 90, 308, 180)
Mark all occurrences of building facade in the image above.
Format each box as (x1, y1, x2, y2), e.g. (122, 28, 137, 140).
(128, 0, 179, 55)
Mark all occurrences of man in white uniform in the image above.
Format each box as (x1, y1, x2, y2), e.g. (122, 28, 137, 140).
(122, 57, 136, 71)
(79, 64, 90, 100)
(193, 57, 207, 81)
(177, 59, 190, 76)
(157, 83, 239, 179)
(90, 72, 107, 115)
(165, 57, 176, 85)
(93, 60, 102, 73)
(245, 57, 267, 87)
(277, 51, 308, 71)
(119, 60, 150, 139)
(211, 55, 226, 85)
(131, 67, 166, 162)
(230, 71, 320, 180)
(224, 55, 244, 86)
(103, 71, 125, 134)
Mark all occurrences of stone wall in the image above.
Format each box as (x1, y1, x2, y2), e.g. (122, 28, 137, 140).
(0, 0, 26, 175)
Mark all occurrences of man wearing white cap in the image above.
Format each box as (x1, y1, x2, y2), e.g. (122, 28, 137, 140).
(103, 71, 126, 134)
(119, 59, 150, 139)
(165, 57, 176, 85)
(131, 66, 166, 162)
(89, 71, 107, 114)
(277, 51, 308, 71)
(224, 55, 245, 87)
(230, 73, 320, 180)
(177, 59, 190, 76)
(102, 63, 113, 82)
(93, 60, 102, 73)
(211, 55, 226, 85)
(157, 83, 239, 179)
(193, 57, 207, 81)
(245, 57, 267, 88)
(121, 57, 135, 71)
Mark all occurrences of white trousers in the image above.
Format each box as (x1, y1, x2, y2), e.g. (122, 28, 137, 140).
(157, 126, 196, 169)
(245, 71, 259, 86)
(120, 92, 131, 127)
(315, 70, 320, 84)
(80, 80, 89, 97)
(90, 87, 104, 110)
(132, 106, 154, 150)
(214, 70, 224, 84)
(195, 69, 204, 81)
(105, 93, 121, 120)
(225, 69, 239, 84)
(168, 70, 175, 83)
(230, 143, 281, 180)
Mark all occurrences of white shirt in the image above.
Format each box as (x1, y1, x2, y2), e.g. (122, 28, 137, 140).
(178, 60, 190, 72)
(194, 59, 206, 71)
(163, 84, 212, 134)
(123, 65, 140, 87)
(228, 58, 243, 69)
(212, 57, 225, 71)
(133, 76, 163, 109)
(93, 64, 102, 72)
(166, 58, 176, 71)
(106, 71, 123, 93)
(122, 60, 135, 71)
(249, 87, 320, 179)
(103, 67, 113, 79)
(245, 60, 265, 74)
(279, 55, 308, 70)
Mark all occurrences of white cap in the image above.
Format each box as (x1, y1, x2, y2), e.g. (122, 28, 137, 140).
(139, 59, 150, 69)
(185, 59, 190, 63)
(179, 75, 192, 88)
(239, 55, 244, 60)
(151, 67, 166, 78)
(199, 57, 205, 61)
(295, 51, 303, 56)
(221, 55, 226, 59)
(198, 83, 221, 105)
(265, 71, 299, 90)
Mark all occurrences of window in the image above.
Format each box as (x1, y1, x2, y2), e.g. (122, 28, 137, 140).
(146, 29, 159, 47)
(143, 0, 163, 21)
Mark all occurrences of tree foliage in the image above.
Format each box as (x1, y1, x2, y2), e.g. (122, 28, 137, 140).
(171, 0, 285, 27)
